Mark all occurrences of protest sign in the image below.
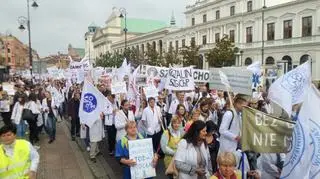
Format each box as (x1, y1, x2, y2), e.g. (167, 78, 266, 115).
(165, 67, 195, 91)
(242, 107, 295, 153)
(2, 83, 15, 95)
(128, 138, 156, 179)
(111, 81, 127, 94)
(209, 67, 252, 95)
(144, 85, 158, 98)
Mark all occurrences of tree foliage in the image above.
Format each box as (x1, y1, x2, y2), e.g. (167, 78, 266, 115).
(180, 41, 201, 68)
(163, 46, 180, 67)
(205, 35, 236, 67)
(95, 52, 123, 68)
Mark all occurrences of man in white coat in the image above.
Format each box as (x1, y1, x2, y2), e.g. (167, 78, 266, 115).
(103, 93, 118, 156)
(219, 97, 247, 153)
(142, 97, 163, 152)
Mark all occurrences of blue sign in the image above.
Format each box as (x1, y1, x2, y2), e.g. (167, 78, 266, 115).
(83, 93, 97, 113)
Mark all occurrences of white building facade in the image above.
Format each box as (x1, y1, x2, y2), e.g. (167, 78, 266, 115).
(104, 0, 320, 80)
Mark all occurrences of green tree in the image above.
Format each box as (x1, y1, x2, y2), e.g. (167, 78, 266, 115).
(163, 46, 180, 67)
(145, 43, 162, 66)
(180, 40, 201, 68)
(95, 52, 123, 68)
(205, 35, 236, 67)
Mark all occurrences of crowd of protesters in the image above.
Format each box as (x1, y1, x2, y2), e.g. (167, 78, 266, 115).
(1, 75, 318, 179)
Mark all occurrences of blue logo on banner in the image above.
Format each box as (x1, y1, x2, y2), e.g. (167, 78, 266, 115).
(83, 93, 97, 113)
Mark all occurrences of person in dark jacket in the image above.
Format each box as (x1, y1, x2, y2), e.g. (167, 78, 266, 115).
(68, 92, 81, 141)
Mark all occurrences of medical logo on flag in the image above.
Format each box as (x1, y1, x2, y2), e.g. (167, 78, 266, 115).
(281, 120, 306, 178)
(309, 119, 320, 178)
(147, 67, 158, 77)
(83, 93, 97, 113)
(280, 68, 307, 102)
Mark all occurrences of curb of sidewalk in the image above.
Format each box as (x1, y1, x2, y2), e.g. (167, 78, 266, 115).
(64, 120, 117, 179)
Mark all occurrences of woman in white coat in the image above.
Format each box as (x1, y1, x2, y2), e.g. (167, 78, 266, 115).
(175, 120, 212, 179)
(115, 99, 135, 142)
(42, 91, 59, 144)
(11, 94, 27, 138)
(89, 115, 105, 163)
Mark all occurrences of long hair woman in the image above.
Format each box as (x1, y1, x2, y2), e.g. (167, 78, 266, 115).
(175, 120, 212, 179)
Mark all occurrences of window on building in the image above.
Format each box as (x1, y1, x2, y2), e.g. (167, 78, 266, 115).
(267, 23, 275, 41)
(191, 37, 196, 46)
(175, 40, 179, 52)
(202, 35, 207, 45)
(247, 1, 252, 12)
(8, 57, 11, 63)
(7, 48, 10, 53)
(192, 18, 195, 26)
(182, 39, 186, 47)
(246, 27, 253, 43)
(283, 20, 292, 39)
(216, 10, 220, 20)
(203, 14, 207, 23)
(229, 30, 235, 42)
(302, 16, 312, 37)
(215, 33, 220, 43)
(230, 6, 235, 16)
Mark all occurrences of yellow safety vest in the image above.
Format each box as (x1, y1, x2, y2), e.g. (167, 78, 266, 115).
(0, 139, 31, 179)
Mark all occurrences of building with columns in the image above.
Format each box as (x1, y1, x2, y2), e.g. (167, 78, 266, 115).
(90, 0, 320, 79)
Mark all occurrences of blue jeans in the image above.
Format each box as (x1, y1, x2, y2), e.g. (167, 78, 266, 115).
(16, 120, 26, 138)
(46, 116, 56, 140)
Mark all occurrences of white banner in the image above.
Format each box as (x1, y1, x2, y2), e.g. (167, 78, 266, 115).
(111, 81, 127, 94)
(128, 139, 156, 179)
(145, 65, 210, 83)
(209, 67, 252, 95)
(165, 67, 195, 91)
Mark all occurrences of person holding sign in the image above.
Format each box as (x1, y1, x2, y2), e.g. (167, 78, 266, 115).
(115, 121, 158, 179)
(115, 100, 135, 142)
(175, 120, 212, 179)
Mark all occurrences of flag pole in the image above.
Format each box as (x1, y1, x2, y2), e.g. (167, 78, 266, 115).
(241, 152, 245, 179)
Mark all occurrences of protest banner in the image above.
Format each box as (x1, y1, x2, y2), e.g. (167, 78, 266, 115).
(165, 67, 195, 91)
(209, 67, 252, 95)
(128, 138, 156, 179)
(193, 69, 210, 83)
(145, 65, 210, 83)
(242, 107, 295, 153)
(111, 81, 127, 94)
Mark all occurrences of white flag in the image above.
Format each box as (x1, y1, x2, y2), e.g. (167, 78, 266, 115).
(219, 70, 231, 89)
(246, 61, 261, 75)
(268, 60, 311, 117)
(116, 58, 131, 80)
(79, 80, 109, 128)
(307, 85, 320, 178)
(280, 85, 320, 179)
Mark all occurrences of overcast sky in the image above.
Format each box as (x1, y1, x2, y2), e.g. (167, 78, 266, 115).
(0, 0, 185, 57)
(0, 0, 292, 57)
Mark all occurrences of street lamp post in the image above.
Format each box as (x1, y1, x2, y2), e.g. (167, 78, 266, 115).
(17, 0, 38, 78)
(261, 0, 266, 65)
(119, 8, 128, 55)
